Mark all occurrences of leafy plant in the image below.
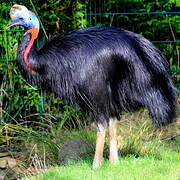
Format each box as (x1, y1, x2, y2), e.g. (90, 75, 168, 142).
(36, 0, 87, 36)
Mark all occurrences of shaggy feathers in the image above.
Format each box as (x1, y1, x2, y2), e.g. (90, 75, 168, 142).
(17, 26, 177, 128)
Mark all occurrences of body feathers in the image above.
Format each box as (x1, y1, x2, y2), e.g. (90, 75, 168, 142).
(17, 26, 177, 127)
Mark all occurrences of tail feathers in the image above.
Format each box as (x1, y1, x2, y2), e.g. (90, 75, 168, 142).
(172, 87, 180, 95)
(146, 74, 177, 128)
(135, 36, 177, 127)
(150, 103, 176, 128)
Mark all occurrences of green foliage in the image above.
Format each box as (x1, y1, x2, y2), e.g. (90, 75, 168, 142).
(86, 0, 180, 85)
(0, 1, 88, 126)
(36, 0, 87, 35)
(0, 28, 42, 123)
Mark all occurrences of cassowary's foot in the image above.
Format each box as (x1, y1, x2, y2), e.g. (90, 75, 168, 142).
(109, 139, 119, 164)
(92, 159, 103, 169)
(109, 152, 119, 164)
(109, 117, 119, 165)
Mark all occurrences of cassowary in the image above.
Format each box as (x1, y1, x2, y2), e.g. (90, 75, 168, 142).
(7, 4, 177, 168)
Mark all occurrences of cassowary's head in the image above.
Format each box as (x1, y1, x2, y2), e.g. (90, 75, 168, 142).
(7, 5, 40, 70)
(7, 4, 39, 30)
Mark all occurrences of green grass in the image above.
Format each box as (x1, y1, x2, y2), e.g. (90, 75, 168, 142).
(23, 110, 180, 180)
(1, 110, 179, 180)
(25, 150, 179, 180)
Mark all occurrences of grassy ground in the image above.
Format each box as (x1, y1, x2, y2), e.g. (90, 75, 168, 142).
(1, 107, 179, 179)
(23, 110, 180, 180)
(25, 151, 179, 180)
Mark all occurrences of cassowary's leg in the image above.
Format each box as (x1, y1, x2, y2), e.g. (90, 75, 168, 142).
(109, 117, 119, 164)
(93, 124, 106, 168)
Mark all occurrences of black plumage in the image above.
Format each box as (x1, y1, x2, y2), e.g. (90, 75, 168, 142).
(17, 26, 177, 128)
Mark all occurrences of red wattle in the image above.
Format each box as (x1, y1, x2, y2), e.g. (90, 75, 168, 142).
(23, 27, 39, 70)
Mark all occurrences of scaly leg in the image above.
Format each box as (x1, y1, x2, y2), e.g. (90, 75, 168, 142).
(109, 117, 119, 164)
(93, 124, 106, 169)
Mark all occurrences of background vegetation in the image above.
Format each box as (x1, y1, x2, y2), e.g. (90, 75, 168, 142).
(0, 0, 179, 179)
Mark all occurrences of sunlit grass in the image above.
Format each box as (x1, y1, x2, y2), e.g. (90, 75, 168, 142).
(0, 106, 179, 179)
(24, 150, 179, 180)
(13, 110, 179, 180)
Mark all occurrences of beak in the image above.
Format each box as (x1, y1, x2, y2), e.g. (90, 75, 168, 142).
(7, 19, 23, 28)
